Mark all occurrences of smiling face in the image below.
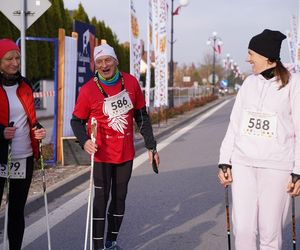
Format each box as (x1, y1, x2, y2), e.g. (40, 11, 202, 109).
(0, 50, 21, 75)
(246, 49, 276, 74)
(95, 55, 118, 79)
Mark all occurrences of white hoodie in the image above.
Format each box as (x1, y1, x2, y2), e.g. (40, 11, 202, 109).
(219, 72, 300, 174)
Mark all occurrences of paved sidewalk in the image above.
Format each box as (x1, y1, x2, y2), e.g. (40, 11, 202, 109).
(0, 96, 232, 220)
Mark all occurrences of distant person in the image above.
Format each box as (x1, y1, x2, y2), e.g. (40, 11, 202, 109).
(71, 43, 160, 250)
(218, 29, 300, 249)
(0, 38, 46, 250)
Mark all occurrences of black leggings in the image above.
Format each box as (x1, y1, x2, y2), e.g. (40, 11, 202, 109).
(92, 160, 133, 250)
(0, 155, 34, 250)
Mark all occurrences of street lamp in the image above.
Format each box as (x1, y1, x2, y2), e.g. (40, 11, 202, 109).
(206, 31, 223, 95)
(169, 0, 189, 108)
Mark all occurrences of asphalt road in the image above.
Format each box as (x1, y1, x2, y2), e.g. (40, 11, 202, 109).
(1, 99, 299, 250)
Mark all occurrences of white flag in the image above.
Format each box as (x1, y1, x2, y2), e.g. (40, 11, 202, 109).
(145, 0, 153, 107)
(153, 0, 168, 107)
(130, 0, 142, 81)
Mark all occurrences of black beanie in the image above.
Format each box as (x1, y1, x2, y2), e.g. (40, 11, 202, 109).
(248, 29, 286, 61)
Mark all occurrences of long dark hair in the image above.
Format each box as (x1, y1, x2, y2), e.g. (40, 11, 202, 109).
(269, 60, 291, 89)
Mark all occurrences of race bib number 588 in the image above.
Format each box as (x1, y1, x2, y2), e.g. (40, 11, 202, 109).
(241, 110, 277, 139)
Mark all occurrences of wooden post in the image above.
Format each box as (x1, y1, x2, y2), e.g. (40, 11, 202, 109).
(57, 28, 65, 163)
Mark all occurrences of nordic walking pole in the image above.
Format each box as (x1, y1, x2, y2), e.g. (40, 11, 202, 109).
(292, 196, 296, 250)
(221, 165, 231, 250)
(225, 186, 231, 250)
(36, 123, 51, 250)
(291, 174, 298, 250)
(3, 121, 14, 250)
(84, 117, 97, 250)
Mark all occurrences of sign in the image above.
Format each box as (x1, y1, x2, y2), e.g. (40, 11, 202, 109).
(220, 79, 228, 88)
(0, 0, 51, 30)
(208, 74, 219, 84)
(73, 20, 96, 98)
(183, 76, 191, 82)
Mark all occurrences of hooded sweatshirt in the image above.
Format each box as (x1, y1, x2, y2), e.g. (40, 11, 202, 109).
(219, 72, 300, 174)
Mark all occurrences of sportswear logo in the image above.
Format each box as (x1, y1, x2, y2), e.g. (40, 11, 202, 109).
(107, 114, 128, 134)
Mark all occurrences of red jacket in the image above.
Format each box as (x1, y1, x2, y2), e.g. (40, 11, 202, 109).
(0, 78, 39, 164)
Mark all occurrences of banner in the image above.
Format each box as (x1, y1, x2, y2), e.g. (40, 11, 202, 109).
(153, 0, 168, 107)
(145, 0, 153, 107)
(63, 37, 77, 137)
(130, 0, 142, 81)
(73, 20, 96, 98)
(287, 30, 296, 65)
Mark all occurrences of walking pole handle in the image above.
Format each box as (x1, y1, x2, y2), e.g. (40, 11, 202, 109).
(219, 164, 232, 175)
(291, 174, 299, 250)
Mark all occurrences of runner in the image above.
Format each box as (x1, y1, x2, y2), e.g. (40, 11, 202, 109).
(218, 29, 300, 250)
(71, 43, 160, 250)
(0, 38, 46, 250)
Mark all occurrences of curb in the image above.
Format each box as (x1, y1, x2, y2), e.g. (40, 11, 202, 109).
(7, 96, 232, 219)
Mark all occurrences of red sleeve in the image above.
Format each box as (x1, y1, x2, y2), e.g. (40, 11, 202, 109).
(72, 87, 91, 119)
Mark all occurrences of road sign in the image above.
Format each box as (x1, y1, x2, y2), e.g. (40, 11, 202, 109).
(220, 79, 228, 88)
(0, 0, 51, 30)
(208, 74, 219, 84)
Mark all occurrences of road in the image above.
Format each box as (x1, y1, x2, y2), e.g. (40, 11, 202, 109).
(1, 99, 298, 250)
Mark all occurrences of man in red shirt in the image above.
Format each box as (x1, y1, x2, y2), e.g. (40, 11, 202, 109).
(71, 43, 159, 250)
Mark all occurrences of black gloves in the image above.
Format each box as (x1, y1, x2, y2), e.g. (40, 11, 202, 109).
(291, 173, 300, 184)
(218, 164, 232, 173)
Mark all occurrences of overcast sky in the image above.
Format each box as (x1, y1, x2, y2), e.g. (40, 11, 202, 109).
(64, 0, 298, 73)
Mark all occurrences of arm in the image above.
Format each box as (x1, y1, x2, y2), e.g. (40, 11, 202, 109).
(219, 80, 245, 165)
(287, 75, 300, 196)
(133, 106, 156, 150)
(290, 74, 300, 175)
(134, 106, 160, 167)
(70, 115, 97, 155)
(70, 115, 89, 148)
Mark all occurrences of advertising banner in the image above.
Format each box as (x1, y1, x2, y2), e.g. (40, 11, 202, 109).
(73, 20, 96, 97)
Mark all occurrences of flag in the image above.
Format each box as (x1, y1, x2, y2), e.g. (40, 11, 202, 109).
(145, 0, 153, 107)
(130, 0, 142, 80)
(214, 44, 221, 54)
(153, 0, 168, 107)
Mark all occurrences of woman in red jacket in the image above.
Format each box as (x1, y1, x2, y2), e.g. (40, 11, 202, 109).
(0, 38, 46, 250)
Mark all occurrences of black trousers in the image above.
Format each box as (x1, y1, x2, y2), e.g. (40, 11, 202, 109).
(0, 155, 34, 250)
(92, 160, 133, 250)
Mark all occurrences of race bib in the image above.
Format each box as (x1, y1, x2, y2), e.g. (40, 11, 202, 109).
(0, 158, 27, 179)
(241, 110, 277, 139)
(104, 90, 133, 118)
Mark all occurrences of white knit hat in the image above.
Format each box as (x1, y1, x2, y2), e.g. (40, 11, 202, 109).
(93, 44, 118, 63)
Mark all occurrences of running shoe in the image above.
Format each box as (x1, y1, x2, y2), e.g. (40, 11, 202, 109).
(105, 241, 122, 250)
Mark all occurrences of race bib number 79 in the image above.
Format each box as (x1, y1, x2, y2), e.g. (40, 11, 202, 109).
(241, 110, 277, 139)
(0, 158, 27, 179)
